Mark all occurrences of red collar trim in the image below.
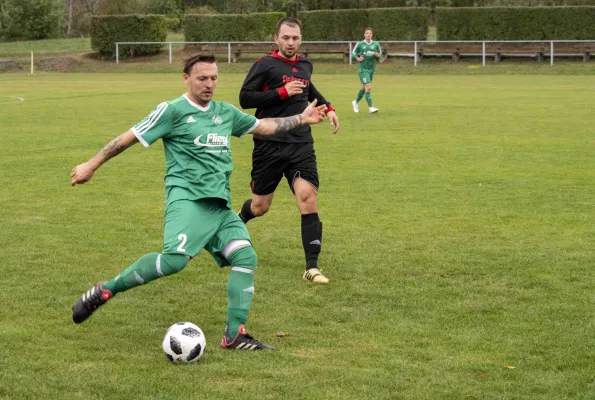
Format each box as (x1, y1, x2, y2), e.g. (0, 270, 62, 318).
(270, 50, 299, 65)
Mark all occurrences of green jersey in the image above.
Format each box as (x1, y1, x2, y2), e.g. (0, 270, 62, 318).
(132, 94, 259, 209)
(352, 40, 381, 71)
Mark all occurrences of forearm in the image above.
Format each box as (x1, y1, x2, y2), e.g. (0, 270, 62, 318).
(309, 83, 333, 112)
(88, 130, 138, 170)
(239, 88, 283, 109)
(252, 115, 303, 136)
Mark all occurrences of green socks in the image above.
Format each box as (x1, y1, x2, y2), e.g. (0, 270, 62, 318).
(98, 245, 257, 341)
(225, 246, 258, 338)
(365, 91, 372, 107)
(355, 89, 365, 102)
(102, 253, 188, 295)
(226, 267, 255, 338)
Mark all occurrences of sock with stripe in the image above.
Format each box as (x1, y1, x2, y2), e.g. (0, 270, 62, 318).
(102, 253, 188, 295)
(365, 91, 372, 107)
(356, 89, 365, 103)
(225, 246, 257, 339)
(301, 213, 322, 270)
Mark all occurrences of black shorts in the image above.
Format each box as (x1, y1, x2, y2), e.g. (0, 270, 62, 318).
(250, 140, 319, 195)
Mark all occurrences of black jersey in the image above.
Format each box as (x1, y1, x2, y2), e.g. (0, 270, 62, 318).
(239, 50, 334, 143)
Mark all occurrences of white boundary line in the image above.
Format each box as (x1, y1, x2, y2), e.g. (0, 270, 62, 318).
(0, 96, 25, 104)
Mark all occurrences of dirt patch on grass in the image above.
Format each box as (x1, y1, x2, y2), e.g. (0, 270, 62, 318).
(38, 55, 82, 72)
(0, 54, 83, 73)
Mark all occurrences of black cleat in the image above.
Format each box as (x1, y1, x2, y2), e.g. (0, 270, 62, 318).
(72, 283, 112, 324)
(221, 325, 275, 350)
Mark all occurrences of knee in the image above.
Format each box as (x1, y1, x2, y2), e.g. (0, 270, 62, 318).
(251, 201, 270, 217)
(297, 188, 317, 209)
(159, 253, 189, 276)
(228, 245, 257, 270)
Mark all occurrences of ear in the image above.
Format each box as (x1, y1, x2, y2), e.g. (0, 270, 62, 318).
(183, 73, 189, 85)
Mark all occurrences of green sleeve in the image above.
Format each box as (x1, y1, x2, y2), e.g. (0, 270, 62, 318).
(229, 104, 259, 137)
(351, 41, 361, 59)
(131, 102, 173, 147)
(375, 42, 382, 55)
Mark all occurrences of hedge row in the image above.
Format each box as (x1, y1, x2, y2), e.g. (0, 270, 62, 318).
(301, 0, 409, 8)
(91, 15, 167, 58)
(297, 8, 430, 41)
(184, 13, 285, 41)
(436, 7, 595, 40)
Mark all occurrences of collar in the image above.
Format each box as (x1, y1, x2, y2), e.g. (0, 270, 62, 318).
(270, 50, 299, 66)
(364, 40, 372, 44)
(183, 93, 211, 112)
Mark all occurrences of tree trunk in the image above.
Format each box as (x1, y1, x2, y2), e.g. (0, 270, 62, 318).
(67, 0, 73, 36)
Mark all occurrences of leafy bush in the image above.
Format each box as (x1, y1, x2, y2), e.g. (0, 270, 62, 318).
(297, 8, 430, 40)
(1, 0, 62, 40)
(184, 12, 285, 41)
(436, 6, 595, 40)
(91, 14, 167, 58)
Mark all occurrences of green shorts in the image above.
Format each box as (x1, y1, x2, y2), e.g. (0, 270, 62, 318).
(163, 198, 251, 267)
(359, 69, 375, 84)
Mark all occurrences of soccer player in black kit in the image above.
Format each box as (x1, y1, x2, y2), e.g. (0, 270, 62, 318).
(238, 17, 340, 284)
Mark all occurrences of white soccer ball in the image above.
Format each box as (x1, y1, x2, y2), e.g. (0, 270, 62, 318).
(162, 322, 206, 363)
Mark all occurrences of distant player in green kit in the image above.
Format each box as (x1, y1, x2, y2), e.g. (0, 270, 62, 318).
(70, 54, 328, 351)
(351, 27, 381, 114)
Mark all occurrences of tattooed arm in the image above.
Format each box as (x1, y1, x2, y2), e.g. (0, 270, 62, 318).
(251, 99, 328, 136)
(71, 130, 139, 186)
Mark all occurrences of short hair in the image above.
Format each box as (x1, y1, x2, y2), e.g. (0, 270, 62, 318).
(276, 17, 302, 36)
(183, 53, 216, 75)
(364, 27, 373, 34)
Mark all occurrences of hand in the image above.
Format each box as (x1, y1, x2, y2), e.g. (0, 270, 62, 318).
(327, 111, 340, 134)
(300, 99, 327, 125)
(285, 80, 306, 97)
(357, 56, 364, 62)
(71, 162, 95, 186)
(374, 51, 379, 57)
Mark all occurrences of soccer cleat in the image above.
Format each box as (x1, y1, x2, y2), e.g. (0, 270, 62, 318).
(302, 268, 329, 284)
(352, 100, 359, 113)
(72, 283, 113, 324)
(221, 325, 275, 350)
(369, 107, 379, 114)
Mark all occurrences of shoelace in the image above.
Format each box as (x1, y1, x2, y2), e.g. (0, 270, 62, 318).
(83, 287, 105, 310)
(238, 333, 263, 348)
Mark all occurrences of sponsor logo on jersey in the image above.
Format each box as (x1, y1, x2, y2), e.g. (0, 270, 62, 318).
(194, 133, 229, 148)
(282, 75, 310, 87)
(212, 115, 223, 126)
(187, 116, 196, 123)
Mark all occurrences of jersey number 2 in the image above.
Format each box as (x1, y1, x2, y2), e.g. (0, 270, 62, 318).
(177, 234, 187, 252)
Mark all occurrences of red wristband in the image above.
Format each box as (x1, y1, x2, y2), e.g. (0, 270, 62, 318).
(277, 87, 289, 100)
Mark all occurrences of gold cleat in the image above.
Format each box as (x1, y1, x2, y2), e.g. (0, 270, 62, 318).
(302, 268, 329, 284)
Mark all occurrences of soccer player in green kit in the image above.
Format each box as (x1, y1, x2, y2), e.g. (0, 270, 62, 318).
(351, 27, 381, 114)
(70, 54, 328, 351)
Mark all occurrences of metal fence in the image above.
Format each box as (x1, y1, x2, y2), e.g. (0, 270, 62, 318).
(115, 40, 595, 67)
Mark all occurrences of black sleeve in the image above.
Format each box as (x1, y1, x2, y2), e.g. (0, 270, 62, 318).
(239, 59, 282, 110)
(308, 81, 332, 109)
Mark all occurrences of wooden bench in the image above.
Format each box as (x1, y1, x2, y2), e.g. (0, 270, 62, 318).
(383, 41, 595, 63)
(185, 41, 595, 63)
(300, 42, 351, 62)
(232, 42, 351, 62)
(185, 42, 352, 62)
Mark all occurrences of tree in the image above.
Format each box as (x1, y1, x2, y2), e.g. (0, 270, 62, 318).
(2, 0, 62, 40)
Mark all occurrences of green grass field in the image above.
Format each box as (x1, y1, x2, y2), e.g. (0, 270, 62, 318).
(0, 72, 594, 399)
